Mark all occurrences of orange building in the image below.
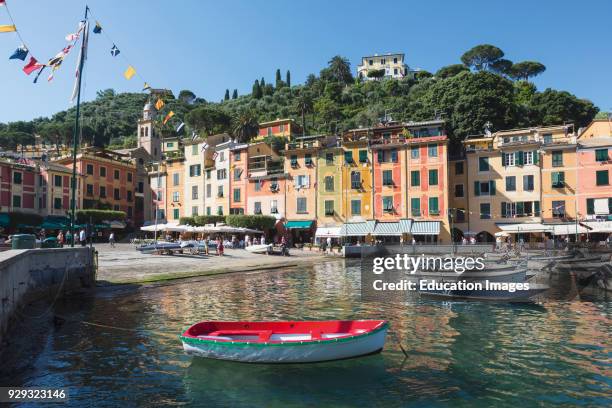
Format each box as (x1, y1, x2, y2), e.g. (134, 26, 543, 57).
(254, 118, 303, 141)
(229, 143, 249, 215)
(165, 155, 185, 222)
(54, 148, 137, 223)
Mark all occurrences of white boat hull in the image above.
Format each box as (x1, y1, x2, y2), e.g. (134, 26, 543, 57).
(181, 327, 387, 363)
(245, 244, 272, 254)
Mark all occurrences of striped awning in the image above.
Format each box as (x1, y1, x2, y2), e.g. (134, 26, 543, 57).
(496, 223, 552, 233)
(550, 223, 589, 236)
(315, 227, 342, 237)
(399, 219, 412, 234)
(410, 221, 441, 235)
(340, 220, 376, 236)
(373, 222, 400, 236)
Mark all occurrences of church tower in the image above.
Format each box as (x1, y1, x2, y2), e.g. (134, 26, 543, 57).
(137, 100, 161, 160)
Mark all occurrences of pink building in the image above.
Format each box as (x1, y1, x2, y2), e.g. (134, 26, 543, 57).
(576, 122, 612, 220)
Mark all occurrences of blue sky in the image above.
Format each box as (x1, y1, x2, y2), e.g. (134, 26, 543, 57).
(1, 0, 611, 123)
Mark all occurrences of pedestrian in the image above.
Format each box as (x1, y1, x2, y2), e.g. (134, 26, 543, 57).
(79, 229, 86, 247)
(109, 232, 116, 248)
(204, 236, 210, 255)
(326, 236, 332, 254)
(57, 230, 64, 247)
(217, 237, 224, 256)
(245, 234, 250, 247)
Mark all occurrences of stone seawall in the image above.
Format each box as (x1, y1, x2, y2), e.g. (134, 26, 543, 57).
(0, 247, 96, 345)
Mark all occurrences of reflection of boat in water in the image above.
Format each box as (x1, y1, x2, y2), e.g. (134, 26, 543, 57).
(415, 263, 528, 284)
(184, 352, 390, 406)
(180, 320, 388, 363)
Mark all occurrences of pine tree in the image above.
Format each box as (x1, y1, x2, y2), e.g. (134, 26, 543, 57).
(286, 70, 291, 87)
(224, 89, 230, 101)
(232, 89, 238, 99)
(275, 69, 282, 88)
(252, 80, 262, 99)
(260, 77, 266, 88)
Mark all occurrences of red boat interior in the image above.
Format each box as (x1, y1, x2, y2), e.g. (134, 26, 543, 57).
(183, 320, 386, 343)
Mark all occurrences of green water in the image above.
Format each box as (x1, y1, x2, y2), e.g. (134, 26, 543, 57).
(2, 260, 610, 407)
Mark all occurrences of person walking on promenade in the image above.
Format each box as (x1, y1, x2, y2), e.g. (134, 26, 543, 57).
(204, 236, 210, 255)
(217, 237, 224, 256)
(326, 236, 332, 255)
(57, 230, 64, 247)
(109, 232, 116, 248)
(79, 229, 86, 247)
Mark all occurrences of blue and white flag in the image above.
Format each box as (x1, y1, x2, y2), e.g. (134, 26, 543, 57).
(176, 122, 185, 133)
(110, 45, 120, 57)
(9, 45, 28, 61)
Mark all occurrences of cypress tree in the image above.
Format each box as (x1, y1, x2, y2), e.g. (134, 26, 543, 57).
(252, 80, 262, 99)
(275, 69, 282, 88)
(286, 70, 291, 87)
(260, 77, 266, 88)
(232, 89, 238, 99)
(224, 89, 230, 101)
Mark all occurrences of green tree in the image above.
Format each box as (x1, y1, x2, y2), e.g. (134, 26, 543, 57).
(232, 89, 238, 99)
(224, 89, 230, 101)
(178, 90, 196, 104)
(185, 105, 231, 136)
(490, 59, 514, 76)
(252, 79, 262, 99)
(232, 108, 259, 142)
(286, 70, 291, 87)
(435, 64, 469, 79)
(325, 55, 353, 85)
(415, 70, 434, 80)
(461, 44, 505, 71)
(529, 89, 598, 128)
(510, 61, 546, 81)
(294, 90, 314, 135)
(367, 69, 386, 80)
(314, 97, 341, 133)
(275, 69, 282, 88)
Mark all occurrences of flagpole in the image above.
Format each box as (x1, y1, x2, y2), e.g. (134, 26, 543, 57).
(69, 5, 89, 247)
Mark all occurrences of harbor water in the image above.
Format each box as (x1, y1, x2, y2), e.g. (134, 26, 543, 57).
(1, 260, 610, 407)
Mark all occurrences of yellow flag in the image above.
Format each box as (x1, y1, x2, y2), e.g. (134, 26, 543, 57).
(123, 65, 136, 80)
(142, 82, 151, 91)
(163, 111, 175, 125)
(0, 25, 17, 33)
(155, 98, 164, 110)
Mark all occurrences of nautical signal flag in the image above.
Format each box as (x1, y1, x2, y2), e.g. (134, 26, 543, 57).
(110, 45, 120, 57)
(0, 25, 16, 33)
(155, 98, 164, 110)
(162, 111, 175, 125)
(176, 122, 185, 133)
(23, 57, 43, 75)
(123, 65, 136, 80)
(93, 21, 102, 34)
(9, 46, 28, 61)
(142, 82, 151, 91)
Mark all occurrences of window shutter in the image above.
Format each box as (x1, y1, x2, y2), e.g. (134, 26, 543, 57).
(474, 181, 480, 196)
(517, 201, 524, 215)
(502, 154, 507, 167)
(586, 198, 594, 215)
(501, 202, 506, 217)
(533, 150, 539, 164)
(377, 150, 383, 163)
(534, 201, 540, 215)
(391, 149, 398, 163)
(490, 180, 496, 195)
(518, 151, 524, 165)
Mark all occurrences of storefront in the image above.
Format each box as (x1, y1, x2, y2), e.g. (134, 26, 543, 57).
(284, 220, 315, 246)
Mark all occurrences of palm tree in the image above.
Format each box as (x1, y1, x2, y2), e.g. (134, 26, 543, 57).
(232, 109, 259, 143)
(328, 55, 353, 85)
(294, 91, 314, 136)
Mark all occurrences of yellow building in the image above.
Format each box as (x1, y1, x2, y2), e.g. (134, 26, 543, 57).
(463, 125, 575, 242)
(341, 130, 373, 223)
(182, 140, 205, 217)
(165, 155, 185, 222)
(357, 53, 409, 80)
(253, 118, 303, 141)
(315, 139, 344, 239)
(540, 125, 578, 223)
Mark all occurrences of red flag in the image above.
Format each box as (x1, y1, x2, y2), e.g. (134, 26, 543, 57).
(0, 1, 5, 5)
(23, 57, 43, 75)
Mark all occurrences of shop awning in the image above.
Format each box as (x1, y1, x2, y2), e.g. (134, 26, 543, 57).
(340, 221, 376, 236)
(285, 220, 314, 229)
(399, 219, 412, 234)
(580, 221, 612, 233)
(549, 223, 589, 236)
(315, 227, 342, 238)
(373, 222, 401, 236)
(410, 221, 440, 235)
(496, 223, 553, 233)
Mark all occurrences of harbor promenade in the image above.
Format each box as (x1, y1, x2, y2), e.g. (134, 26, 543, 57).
(96, 243, 328, 284)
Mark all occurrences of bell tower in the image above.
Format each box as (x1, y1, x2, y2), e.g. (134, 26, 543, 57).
(137, 100, 161, 160)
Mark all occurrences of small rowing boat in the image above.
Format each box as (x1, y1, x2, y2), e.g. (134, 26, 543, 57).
(245, 244, 272, 254)
(180, 320, 388, 363)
